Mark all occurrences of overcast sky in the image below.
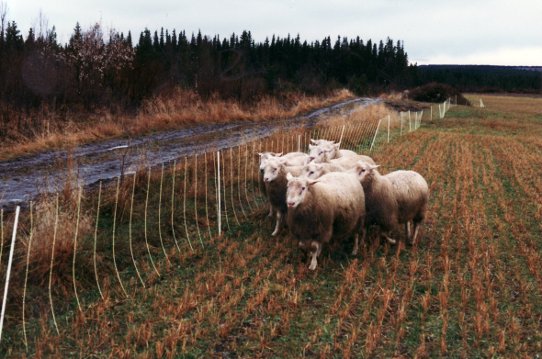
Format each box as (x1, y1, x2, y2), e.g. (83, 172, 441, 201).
(5, 0, 542, 66)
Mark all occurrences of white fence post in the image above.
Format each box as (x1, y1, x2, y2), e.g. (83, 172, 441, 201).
(217, 151, 222, 237)
(0, 206, 20, 343)
(370, 118, 383, 151)
(387, 115, 391, 143)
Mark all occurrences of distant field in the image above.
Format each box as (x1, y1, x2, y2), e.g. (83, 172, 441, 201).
(2, 94, 542, 357)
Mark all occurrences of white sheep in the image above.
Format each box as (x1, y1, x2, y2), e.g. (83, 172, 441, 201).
(310, 138, 335, 146)
(329, 153, 376, 170)
(286, 171, 366, 270)
(308, 142, 358, 163)
(355, 161, 429, 245)
(258, 151, 308, 216)
(262, 158, 304, 236)
(302, 161, 346, 179)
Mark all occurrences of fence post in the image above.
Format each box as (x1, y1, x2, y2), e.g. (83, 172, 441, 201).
(370, 117, 382, 152)
(48, 194, 60, 334)
(22, 202, 33, 349)
(0, 209, 3, 269)
(93, 182, 105, 299)
(297, 135, 301, 152)
(0, 206, 20, 343)
(217, 151, 222, 237)
(72, 187, 83, 311)
(387, 115, 391, 143)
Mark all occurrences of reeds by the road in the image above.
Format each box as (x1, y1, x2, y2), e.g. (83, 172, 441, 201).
(0, 88, 354, 161)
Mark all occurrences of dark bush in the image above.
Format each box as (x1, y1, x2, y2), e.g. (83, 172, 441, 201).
(408, 82, 471, 105)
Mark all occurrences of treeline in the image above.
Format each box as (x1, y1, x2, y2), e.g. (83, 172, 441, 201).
(0, 20, 413, 113)
(416, 65, 542, 93)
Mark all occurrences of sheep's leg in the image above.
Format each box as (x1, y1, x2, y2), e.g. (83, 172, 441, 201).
(267, 204, 274, 218)
(411, 222, 421, 245)
(308, 241, 322, 270)
(405, 222, 412, 241)
(382, 232, 397, 245)
(352, 227, 366, 255)
(271, 211, 282, 236)
(352, 234, 359, 256)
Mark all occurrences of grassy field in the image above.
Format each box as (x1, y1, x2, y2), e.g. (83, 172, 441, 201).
(2, 94, 542, 357)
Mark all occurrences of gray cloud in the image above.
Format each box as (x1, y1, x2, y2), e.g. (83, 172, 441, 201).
(6, 0, 542, 65)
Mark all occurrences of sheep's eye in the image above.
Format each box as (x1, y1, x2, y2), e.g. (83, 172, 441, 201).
(302, 187, 306, 191)
(309, 171, 314, 175)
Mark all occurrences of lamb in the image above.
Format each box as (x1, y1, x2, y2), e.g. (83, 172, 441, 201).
(355, 161, 429, 245)
(329, 153, 376, 170)
(286, 172, 366, 270)
(308, 142, 358, 163)
(310, 138, 335, 146)
(302, 161, 346, 180)
(258, 151, 308, 216)
(324, 143, 359, 160)
(262, 158, 305, 236)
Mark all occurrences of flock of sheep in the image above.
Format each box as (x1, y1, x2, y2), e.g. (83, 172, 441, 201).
(258, 139, 429, 270)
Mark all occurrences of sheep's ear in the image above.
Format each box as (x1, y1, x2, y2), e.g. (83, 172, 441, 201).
(275, 152, 283, 157)
(308, 144, 315, 150)
(286, 172, 294, 181)
(308, 179, 319, 186)
(368, 164, 380, 171)
(310, 139, 318, 144)
(334, 143, 340, 150)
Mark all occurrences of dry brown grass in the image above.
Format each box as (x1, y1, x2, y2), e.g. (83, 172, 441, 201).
(4, 95, 542, 357)
(318, 102, 391, 128)
(0, 88, 354, 161)
(465, 93, 542, 115)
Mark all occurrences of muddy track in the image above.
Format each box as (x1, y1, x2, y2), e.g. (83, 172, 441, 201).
(0, 97, 379, 208)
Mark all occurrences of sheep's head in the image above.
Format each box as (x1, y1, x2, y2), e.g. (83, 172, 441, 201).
(258, 152, 282, 173)
(355, 161, 380, 185)
(286, 172, 318, 208)
(330, 143, 341, 157)
(303, 162, 325, 179)
(308, 144, 330, 163)
(310, 138, 335, 146)
(263, 158, 284, 182)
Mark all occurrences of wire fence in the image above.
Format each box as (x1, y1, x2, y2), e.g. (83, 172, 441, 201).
(0, 99, 452, 350)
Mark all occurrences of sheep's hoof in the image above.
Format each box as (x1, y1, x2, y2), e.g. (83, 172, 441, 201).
(309, 262, 317, 271)
(351, 248, 358, 256)
(385, 236, 397, 245)
(271, 229, 279, 236)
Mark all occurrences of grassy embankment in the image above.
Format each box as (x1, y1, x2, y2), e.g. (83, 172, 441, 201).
(0, 89, 354, 161)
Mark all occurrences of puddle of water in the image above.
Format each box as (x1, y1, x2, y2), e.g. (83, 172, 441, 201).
(0, 97, 379, 209)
